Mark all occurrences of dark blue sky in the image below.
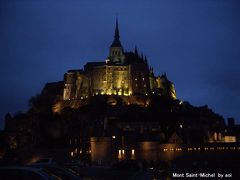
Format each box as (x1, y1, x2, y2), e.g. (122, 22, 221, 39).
(0, 0, 240, 129)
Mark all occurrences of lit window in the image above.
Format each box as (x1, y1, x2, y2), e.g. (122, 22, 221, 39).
(131, 149, 135, 155)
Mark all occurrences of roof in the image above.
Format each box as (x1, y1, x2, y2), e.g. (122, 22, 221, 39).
(111, 39, 122, 47)
(110, 18, 122, 47)
(84, 62, 106, 70)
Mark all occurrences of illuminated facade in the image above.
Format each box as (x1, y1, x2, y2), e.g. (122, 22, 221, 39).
(63, 19, 176, 100)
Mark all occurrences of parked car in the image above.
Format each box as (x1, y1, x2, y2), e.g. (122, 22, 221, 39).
(32, 158, 56, 166)
(31, 164, 81, 180)
(0, 166, 58, 180)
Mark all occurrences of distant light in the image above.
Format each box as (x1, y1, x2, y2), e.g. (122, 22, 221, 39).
(105, 59, 110, 64)
(112, 136, 116, 139)
(118, 150, 122, 160)
(131, 149, 135, 155)
(180, 124, 183, 128)
(131, 149, 135, 160)
(71, 152, 74, 157)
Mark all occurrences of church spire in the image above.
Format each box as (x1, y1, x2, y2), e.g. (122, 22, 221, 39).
(111, 17, 122, 47)
(114, 17, 120, 40)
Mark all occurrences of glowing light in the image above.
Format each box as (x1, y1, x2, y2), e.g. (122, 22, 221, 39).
(71, 152, 74, 157)
(122, 149, 125, 155)
(131, 149, 135, 155)
(224, 136, 236, 143)
(131, 149, 135, 160)
(180, 124, 183, 128)
(124, 91, 129, 96)
(112, 136, 116, 139)
(105, 59, 110, 64)
(118, 150, 122, 160)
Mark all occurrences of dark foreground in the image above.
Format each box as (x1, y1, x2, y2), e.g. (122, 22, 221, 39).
(1, 151, 240, 179)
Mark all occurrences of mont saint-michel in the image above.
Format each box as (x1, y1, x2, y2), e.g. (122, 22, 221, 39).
(54, 19, 176, 113)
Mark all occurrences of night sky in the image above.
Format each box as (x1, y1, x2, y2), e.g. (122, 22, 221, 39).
(0, 0, 240, 129)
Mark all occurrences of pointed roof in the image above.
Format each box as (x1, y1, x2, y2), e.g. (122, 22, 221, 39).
(111, 18, 122, 47)
(114, 18, 120, 39)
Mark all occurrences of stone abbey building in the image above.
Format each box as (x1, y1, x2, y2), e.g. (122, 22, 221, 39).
(62, 20, 176, 101)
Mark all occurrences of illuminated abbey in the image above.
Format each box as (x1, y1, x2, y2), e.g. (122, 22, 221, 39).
(62, 19, 176, 101)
